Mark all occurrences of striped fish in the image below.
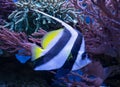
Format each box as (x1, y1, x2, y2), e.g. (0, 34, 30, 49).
(31, 9, 91, 73)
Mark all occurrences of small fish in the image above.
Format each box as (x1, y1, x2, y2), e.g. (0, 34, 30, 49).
(15, 49, 31, 64)
(31, 10, 91, 77)
(12, 0, 18, 3)
(85, 16, 91, 24)
(0, 49, 3, 55)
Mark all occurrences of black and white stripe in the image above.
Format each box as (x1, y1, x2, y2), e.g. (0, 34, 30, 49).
(33, 9, 91, 71)
(34, 28, 78, 70)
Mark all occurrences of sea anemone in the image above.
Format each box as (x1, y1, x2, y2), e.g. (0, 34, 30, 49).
(4, 0, 77, 35)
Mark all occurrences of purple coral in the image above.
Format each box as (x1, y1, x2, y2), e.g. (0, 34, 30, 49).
(70, 0, 120, 59)
(0, 27, 46, 55)
(0, 0, 16, 24)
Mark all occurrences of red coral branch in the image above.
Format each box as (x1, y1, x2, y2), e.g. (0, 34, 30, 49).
(0, 0, 16, 24)
(70, 0, 120, 59)
(0, 27, 46, 55)
(28, 29, 47, 46)
(0, 27, 29, 53)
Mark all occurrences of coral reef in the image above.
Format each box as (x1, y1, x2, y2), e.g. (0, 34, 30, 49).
(51, 61, 120, 87)
(0, 27, 46, 55)
(70, 0, 120, 62)
(4, 0, 77, 35)
(0, 0, 16, 25)
(0, 0, 120, 87)
(0, 26, 119, 86)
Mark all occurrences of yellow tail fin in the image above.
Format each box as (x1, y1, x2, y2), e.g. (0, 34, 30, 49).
(31, 44, 44, 61)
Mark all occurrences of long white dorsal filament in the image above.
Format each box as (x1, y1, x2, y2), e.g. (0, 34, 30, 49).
(33, 9, 74, 31)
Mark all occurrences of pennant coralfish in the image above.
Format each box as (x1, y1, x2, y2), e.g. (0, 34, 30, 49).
(31, 9, 91, 74)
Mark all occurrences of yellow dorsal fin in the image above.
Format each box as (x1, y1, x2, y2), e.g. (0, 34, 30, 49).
(42, 29, 63, 49)
(32, 44, 44, 61)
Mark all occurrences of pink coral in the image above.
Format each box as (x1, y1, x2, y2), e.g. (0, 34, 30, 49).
(0, 0, 16, 24)
(0, 27, 46, 55)
(70, 0, 120, 59)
